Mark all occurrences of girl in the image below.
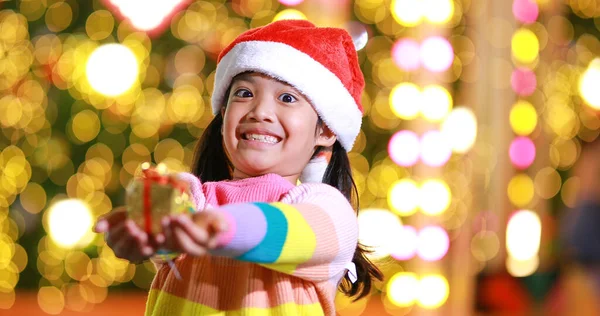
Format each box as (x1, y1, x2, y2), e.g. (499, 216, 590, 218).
(95, 20, 382, 315)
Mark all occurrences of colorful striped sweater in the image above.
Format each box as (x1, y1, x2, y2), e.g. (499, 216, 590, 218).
(145, 173, 358, 316)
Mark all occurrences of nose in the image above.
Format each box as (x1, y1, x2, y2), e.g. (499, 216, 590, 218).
(245, 94, 276, 123)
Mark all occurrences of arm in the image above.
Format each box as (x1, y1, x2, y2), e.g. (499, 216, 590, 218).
(210, 184, 358, 281)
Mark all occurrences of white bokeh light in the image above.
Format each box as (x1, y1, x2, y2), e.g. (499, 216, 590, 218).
(440, 107, 478, 153)
(47, 199, 94, 249)
(357, 209, 403, 260)
(86, 44, 139, 97)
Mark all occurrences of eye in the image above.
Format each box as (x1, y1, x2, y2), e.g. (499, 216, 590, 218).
(234, 89, 253, 98)
(278, 93, 297, 103)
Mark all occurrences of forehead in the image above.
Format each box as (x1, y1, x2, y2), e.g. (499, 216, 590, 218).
(232, 72, 292, 87)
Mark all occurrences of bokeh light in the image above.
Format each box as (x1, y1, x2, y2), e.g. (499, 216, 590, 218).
(391, 225, 418, 260)
(510, 100, 538, 136)
(417, 274, 449, 309)
(46, 199, 94, 249)
(390, 82, 421, 119)
(506, 210, 541, 261)
(390, 0, 422, 27)
(388, 179, 420, 216)
(279, 0, 305, 5)
(388, 130, 420, 167)
(421, 37, 454, 72)
(509, 137, 536, 169)
(85, 44, 139, 97)
(579, 58, 600, 110)
(417, 226, 450, 261)
(105, 0, 188, 32)
(507, 174, 535, 207)
(422, 0, 454, 24)
(357, 209, 403, 260)
(440, 107, 478, 153)
(511, 28, 539, 64)
(507, 255, 539, 277)
(419, 179, 451, 215)
(511, 68, 537, 96)
(513, 0, 539, 24)
(421, 85, 453, 122)
(387, 272, 419, 307)
(273, 9, 307, 21)
(392, 39, 421, 71)
(420, 130, 452, 167)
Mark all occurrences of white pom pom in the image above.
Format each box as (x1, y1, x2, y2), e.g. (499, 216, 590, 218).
(299, 156, 329, 183)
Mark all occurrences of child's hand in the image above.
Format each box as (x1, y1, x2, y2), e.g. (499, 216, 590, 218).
(160, 211, 228, 257)
(93, 207, 159, 263)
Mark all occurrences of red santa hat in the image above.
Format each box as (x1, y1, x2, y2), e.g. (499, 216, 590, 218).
(211, 19, 364, 153)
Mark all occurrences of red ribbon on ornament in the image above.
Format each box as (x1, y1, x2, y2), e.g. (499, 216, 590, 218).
(140, 167, 189, 235)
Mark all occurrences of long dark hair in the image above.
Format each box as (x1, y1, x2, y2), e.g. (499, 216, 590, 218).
(192, 112, 382, 301)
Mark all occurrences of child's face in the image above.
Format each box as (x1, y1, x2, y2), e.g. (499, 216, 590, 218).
(222, 72, 336, 181)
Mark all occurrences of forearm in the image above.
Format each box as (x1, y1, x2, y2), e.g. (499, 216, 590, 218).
(209, 200, 357, 280)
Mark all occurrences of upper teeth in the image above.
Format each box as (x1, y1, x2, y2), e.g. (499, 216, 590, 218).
(245, 133, 279, 143)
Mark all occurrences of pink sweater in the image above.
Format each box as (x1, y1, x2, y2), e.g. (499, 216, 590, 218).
(145, 173, 358, 315)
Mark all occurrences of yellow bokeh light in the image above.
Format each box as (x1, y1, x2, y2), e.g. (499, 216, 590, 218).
(510, 100, 538, 135)
(391, 0, 422, 27)
(421, 85, 453, 122)
(511, 28, 539, 64)
(47, 199, 94, 249)
(85, 44, 139, 97)
(579, 58, 600, 110)
(390, 83, 421, 120)
(506, 255, 539, 277)
(419, 179, 451, 215)
(417, 274, 449, 309)
(388, 179, 420, 216)
(273, 9, 307, 22)
(38, 286, 65, 315)
(534, 167, 562, 199)
(387, 272, 419, 307)
(507, 174, 534, 207)
(422, 0, 454, 24)
(440, 107, 477, 153)
(506, 210, 541, 261)
(71, 110, 101, 143)
(85, 10, 115, 41)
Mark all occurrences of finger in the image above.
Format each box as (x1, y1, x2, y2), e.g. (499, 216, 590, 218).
(94, 208, 127, 232)
(111, 235, 137, 260)
(105, 222, 127, 247)
(172, 216, 209, 245)
(126, 222, 155, 257)
(171, 226, 207, 257)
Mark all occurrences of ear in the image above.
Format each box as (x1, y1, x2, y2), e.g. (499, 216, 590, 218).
(315, 124, 337, 148)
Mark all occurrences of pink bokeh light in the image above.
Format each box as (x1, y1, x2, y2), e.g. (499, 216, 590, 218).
(392, 39, 421, 71)
(421, 36, 454, 73)
(511, 68, 537, 96)
(417, 226, 450, 261)
(509, 136, 536, 169)
(391, 225, 418, 261)
(278, 0, 305, 5)
(512, 0, 539, 24)
(420, 130, 452, 167)
(388, 130, 420, 167)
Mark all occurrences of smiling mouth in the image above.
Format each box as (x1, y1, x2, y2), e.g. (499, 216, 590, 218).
(242, 133, 281, 144)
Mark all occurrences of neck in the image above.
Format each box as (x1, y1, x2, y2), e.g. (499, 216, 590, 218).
(231, 168, 299, 185)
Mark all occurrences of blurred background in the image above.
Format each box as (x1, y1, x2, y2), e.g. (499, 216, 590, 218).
(1, 0, 599, 315)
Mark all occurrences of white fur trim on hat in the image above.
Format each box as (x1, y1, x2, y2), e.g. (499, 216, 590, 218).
(299, 156, 329, 183)
(212, 40, 363, 152)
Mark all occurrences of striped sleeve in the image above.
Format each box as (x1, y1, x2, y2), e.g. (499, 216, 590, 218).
(209, 184, 358, 281)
